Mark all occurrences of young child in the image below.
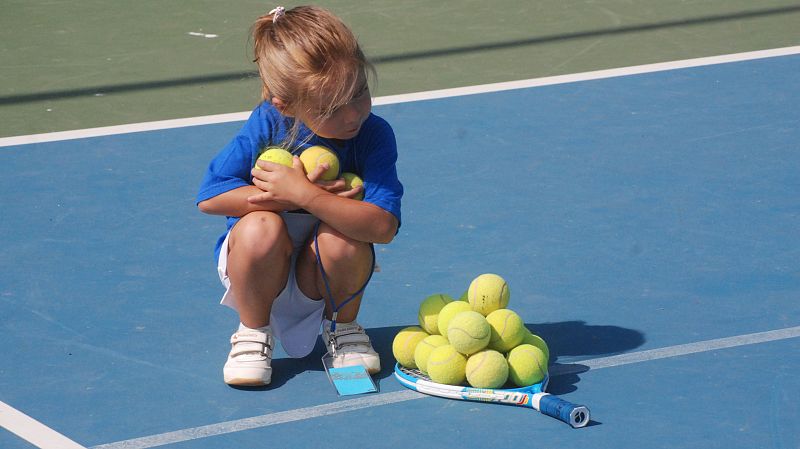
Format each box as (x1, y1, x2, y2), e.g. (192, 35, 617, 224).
(196, 6, 403, 386)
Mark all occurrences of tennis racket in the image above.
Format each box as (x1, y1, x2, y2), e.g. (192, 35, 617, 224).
(394, 363, 590, 428)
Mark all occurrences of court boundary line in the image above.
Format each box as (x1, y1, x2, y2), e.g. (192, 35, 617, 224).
(1, 45, 799, 148)
(87, 325, 800, 449)
(0, 400, 88, 449)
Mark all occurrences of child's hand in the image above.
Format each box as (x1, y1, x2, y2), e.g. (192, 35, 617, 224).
(313, 177, 364, 199)
(303, 165, 363, 200)
(248, 156, 315, 208)
(248, 157, 363, 207)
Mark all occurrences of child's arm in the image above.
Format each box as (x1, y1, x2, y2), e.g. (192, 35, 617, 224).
(249, 158, 398, 243)
(303, 191, 399, 244)
(198, 155, 357, 218)
(197, 184, 288, 217)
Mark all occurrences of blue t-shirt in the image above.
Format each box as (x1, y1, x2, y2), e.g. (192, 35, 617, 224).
(196, 102, 403, 260)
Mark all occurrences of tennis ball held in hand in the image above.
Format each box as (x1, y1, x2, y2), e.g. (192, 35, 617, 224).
(254, 147, 294, 169)
(341, 172, 364, 200)
(299, 145, 340, 180)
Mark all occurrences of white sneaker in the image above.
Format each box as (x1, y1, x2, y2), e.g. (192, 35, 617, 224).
(322, 320, 381, 375)
(223, 327, 273, 386)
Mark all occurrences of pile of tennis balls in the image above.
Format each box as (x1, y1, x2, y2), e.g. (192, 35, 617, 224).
(393, 273, 550, 389)
(255, 145, 364, 200)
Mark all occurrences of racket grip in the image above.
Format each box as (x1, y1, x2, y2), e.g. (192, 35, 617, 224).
(538, 394, 591, 428)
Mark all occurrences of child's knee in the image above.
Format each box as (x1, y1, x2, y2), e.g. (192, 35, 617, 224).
(231, 212, 292, 258)
(316, 223, 370, 262)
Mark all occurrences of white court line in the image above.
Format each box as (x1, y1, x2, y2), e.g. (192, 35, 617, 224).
(0, 401, 88, 449)
(91, 325, 800, 449)
(550, 325, 800, 375)
(1, 45, 799, 148)
(90, 391, 423, 449)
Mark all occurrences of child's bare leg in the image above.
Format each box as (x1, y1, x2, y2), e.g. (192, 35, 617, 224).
(227, 211, 293, 328)
(295, 222, 379, 373)
(295, 222, 373, 322)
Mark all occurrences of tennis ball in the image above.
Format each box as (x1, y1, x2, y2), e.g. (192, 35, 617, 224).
(522, 331, 550, 363)
(466, 349, 509, 389)
(467, 273, 510, 316)
(437, 301, 472, 339)
(427, 344, 467, 385)
(506, 344, 548, 386)
(446, 311, 491, 355)
(341, 172, 364, 201)
(299, 145, 340, 180)
(418, 293, 454, 334)
(414, 335, 449, 373)
(392, 326, 429, 369)
(486, 309, 526, 353)
(255, 147, 294, 169)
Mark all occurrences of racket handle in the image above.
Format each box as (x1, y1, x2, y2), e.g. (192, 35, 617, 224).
(537, 394, 591, 428)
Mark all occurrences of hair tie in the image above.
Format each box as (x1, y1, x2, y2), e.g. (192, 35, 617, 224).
(269, 6, 286, 23)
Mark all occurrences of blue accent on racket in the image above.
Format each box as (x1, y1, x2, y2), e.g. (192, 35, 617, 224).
(538, 394, 591, 428)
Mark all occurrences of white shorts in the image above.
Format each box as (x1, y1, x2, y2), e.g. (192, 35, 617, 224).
(217, 212, 325, 358)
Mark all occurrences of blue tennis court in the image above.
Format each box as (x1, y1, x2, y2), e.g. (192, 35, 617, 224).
(2, 49, 799, 448)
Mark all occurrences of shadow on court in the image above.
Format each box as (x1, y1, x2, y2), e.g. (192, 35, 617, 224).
(237, 320, 643, 395)
(528, 320, 645, 394)
(530, 321, 646, 359)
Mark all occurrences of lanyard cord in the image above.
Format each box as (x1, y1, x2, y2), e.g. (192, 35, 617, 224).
(313, 221, 376, 334)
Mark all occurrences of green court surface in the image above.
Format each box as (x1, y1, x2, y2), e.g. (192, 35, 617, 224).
(2, 0, 799, 137)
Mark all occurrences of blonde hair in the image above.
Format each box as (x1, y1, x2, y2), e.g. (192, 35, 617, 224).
(252, 6, 374, 146)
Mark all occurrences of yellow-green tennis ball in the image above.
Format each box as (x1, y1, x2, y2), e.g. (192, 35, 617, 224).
(417, 293, 453, 334)
(299, 145, 340, 180)
(392, 326, 429, 368)
(437, 301, 472, 339)
(414, 335, 449, 373)
(486, 309, 526, 353)
(427, 344, 467, 385)
(506, 344, 548, 386)
(466, 349, 509, 389)
(467, 273, 510, 316)
(341, 172, 364, 201)
(255, 147, 294, 169)
(522, 331, 550, 363)
(447, 311, 491, 355)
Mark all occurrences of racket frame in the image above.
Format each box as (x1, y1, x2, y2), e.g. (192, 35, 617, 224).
(394, 363, 590, 428)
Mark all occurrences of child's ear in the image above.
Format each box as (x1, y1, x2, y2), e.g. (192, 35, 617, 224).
(271, 97, 293, 116)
